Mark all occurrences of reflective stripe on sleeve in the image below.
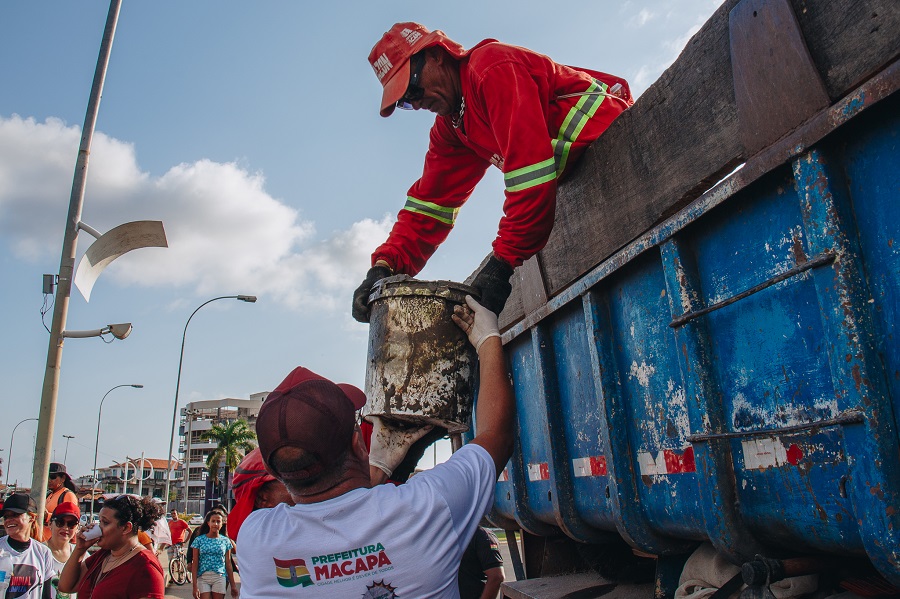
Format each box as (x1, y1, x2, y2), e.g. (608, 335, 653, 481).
(554, 80, 607, 174)
(504, 157, 557, 193)
(503, 80, 609, 194)
(402, 196, 459, 226)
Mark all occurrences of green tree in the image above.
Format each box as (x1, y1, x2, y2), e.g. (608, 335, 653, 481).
(201, 419, 256, 510)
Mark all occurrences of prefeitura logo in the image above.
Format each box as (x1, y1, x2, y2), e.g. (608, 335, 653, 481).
(363, 580, 398, 598)
(273, 557, 314, 588)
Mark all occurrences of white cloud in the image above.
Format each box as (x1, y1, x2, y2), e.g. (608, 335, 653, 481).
(633, 8, 656, 26)
(0, 114, 393, 311)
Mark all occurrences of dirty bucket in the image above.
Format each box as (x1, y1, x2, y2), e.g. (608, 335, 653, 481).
(362, 275, 479, 434)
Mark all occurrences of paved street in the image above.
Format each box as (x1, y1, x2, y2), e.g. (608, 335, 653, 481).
(164, 580, 194, 599)
(164, 576, 241, 599)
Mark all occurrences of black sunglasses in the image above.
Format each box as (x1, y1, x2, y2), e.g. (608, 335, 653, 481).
(52, 517, 78, 528)
(397, 53, 426, 110)
(49, 473, 63, 480)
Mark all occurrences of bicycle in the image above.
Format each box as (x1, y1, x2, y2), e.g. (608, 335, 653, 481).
(169, 543, 191, 586)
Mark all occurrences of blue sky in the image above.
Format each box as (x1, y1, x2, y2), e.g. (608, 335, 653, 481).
(0, 1, 719, 487)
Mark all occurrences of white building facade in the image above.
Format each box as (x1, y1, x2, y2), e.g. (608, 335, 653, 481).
(178, 394, 265, 513)
(93, 457, 181, 499)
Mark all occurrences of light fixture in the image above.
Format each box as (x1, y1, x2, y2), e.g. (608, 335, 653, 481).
(62, 323, 133, 340)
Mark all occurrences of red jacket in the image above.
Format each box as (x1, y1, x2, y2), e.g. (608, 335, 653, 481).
(373, 40, 632, 275)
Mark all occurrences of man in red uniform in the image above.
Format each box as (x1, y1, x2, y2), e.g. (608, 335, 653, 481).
(352, 22, 633, 321)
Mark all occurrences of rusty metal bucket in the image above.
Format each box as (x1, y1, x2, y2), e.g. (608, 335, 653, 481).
(362, 275, 478, 434)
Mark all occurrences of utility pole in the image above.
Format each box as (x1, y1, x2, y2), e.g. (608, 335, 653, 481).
(30, 0, 123, 523)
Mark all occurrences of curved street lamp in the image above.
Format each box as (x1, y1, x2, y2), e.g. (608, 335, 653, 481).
(162, 295, 257, 509)
(6, 418, 38, 487)
(90, 384, 143, 518)
(62, 434, 75, 465)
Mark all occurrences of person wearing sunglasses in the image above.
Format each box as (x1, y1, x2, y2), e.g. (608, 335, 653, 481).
(43, 463, 79, 542)
(58, 494, 165, 599)
(353, 22, 633, 322)
(0, 493, 56, 599)
(45, 502, 80, 598)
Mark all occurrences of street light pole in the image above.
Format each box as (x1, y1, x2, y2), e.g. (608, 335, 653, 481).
(90, 384, 142, 518)
(7, 418, 38, 488)
(62, 435, 75, 465)
(162, 295, 256, 511)
(31, 0, 123, 521)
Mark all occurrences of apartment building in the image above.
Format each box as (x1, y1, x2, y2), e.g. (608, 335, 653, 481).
(90, 457, 181, 499)
(178, 394, 265, 512)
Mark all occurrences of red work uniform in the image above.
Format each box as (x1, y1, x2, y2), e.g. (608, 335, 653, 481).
(373, 40, 633, 275)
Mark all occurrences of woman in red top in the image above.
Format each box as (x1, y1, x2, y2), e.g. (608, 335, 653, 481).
(57, 495, 165, 599)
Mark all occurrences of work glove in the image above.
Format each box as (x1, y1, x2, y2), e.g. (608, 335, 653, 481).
(452, 295, 500, 354)
(389, 426, 448, 483)
(470, 255, 514, 316)
(352, 264, 392, 323)
(368, 416, 435, 479)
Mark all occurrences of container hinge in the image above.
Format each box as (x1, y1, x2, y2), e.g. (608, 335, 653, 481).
(669, 251, 836, 328)
(687, 409, 864, 442)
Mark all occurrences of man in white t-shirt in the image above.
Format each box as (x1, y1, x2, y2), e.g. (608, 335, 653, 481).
(238, 296, 514, 598)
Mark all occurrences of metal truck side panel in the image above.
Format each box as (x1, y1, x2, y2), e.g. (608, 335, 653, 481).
(490, 95, 900, 583)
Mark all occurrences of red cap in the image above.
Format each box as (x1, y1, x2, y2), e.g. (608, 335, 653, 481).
(229, 449, 275, 541)
(256, 367, 367, 481)
(368, 22, 466, 117)
(51, 501, 81, 520)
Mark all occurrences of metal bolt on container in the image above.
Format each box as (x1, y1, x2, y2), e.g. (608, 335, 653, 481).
(362, 275, 479, 434)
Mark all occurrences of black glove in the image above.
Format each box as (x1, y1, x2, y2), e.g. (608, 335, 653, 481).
(352, 265, 392, 323)
(470, 255, 514, 316)
(389, 426, 447, 483)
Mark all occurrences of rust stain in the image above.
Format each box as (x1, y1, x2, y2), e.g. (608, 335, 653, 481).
(813, 501, 828, 522)
(870, 484, 885, 500)
(851, 364, 862, 391)
(791, 233, 808, 264)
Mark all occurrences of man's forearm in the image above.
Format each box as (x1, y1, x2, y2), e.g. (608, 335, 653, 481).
(480, 567, 505, 599)
(472, 336, 515, 474)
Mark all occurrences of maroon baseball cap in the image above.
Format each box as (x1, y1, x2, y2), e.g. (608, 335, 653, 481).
(256, 367, 367, 481)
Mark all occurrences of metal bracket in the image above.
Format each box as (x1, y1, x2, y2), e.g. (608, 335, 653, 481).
(670, 251, 835, 328)
(688, 409, 864, 443)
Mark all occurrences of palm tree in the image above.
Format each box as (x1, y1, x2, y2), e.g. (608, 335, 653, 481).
(201, 419, 256, 510)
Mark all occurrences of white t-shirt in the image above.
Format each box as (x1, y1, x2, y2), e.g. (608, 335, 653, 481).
(237, 444, 496, 598)
(0, 536, 56, 599)
(46, 546, 76, 599)
(147, 516, 172, 549)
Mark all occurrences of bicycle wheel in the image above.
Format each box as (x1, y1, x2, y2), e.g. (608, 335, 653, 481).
(169, 557, 188, 585)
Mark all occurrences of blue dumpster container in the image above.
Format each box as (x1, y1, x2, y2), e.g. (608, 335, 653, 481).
(482, 93, 900, 584)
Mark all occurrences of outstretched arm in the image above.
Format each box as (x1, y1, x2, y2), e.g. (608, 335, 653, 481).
(452, 296, 515, 475)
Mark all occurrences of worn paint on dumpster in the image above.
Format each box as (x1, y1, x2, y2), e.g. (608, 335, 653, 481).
(482, 93, 900, 583)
